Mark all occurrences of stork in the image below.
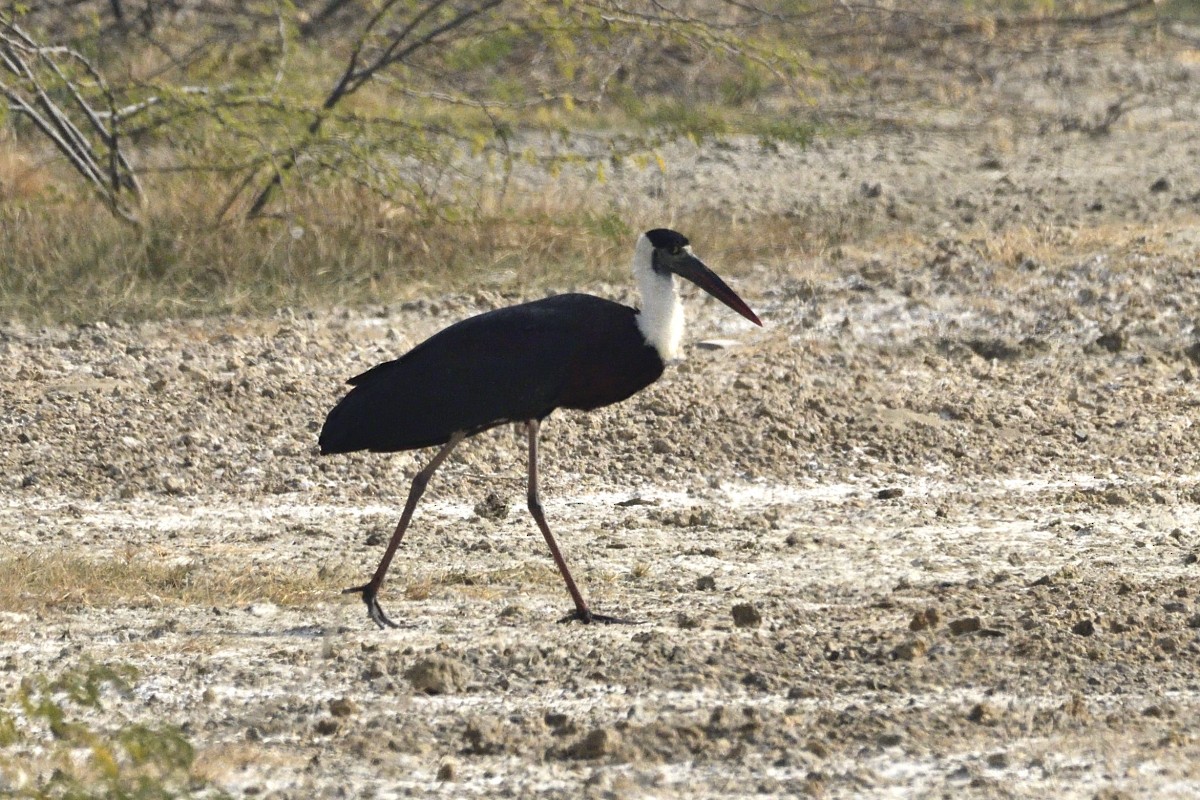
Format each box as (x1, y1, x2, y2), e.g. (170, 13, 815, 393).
(320, 228, 762, 628)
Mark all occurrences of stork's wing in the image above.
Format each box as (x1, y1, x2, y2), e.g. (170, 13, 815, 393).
(320, 296, 608, 453)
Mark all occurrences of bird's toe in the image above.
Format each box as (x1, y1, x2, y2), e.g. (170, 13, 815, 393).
(344, 583, 400, 629)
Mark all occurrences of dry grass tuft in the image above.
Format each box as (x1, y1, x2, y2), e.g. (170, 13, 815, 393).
(0, 551, 349, 613)
(0, 156, 842, 324)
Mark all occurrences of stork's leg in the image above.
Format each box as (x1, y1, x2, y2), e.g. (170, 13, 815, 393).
(344, 432, 465, 629)
(525, 419, 630, 625)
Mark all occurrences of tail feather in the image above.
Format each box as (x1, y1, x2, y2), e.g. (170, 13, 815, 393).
(318, 375, 454, 454)
(318, 396, 357, 454)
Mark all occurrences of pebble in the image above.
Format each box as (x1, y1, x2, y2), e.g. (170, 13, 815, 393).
(328, 698, 356, 717)
(404, 656, 469, 695)
(909, 607, 939, 631)
(696, 339, 742, 350)
(163, 475, 188, 495)
(968, 702, 1000, 725)
(568, 727, 621, 759)
(1071, 619, 1096, 636)
(246, 602, 279, 618)
(473, 490, 508, 521)
(891, 638, 928, 661)
(731, 603, 762, 628)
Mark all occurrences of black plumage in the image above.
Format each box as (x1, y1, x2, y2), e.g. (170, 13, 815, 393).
(319, 294, 663, 455)
(321, 228, 761, 629)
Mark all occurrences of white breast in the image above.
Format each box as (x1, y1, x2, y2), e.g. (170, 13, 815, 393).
(632, 234, 684, 361)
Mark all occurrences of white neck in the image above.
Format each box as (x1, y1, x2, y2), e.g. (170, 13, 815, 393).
(632, 233, 684, 361)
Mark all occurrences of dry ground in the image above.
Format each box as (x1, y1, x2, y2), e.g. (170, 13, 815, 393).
(3, 23, 1200, 799)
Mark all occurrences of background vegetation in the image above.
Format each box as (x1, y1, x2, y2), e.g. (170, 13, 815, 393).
(0, 0, 1167, 322)
(0, 661, 217, 798)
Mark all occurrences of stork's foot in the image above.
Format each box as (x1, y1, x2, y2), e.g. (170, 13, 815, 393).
(343, 583, 399, 629)
(558, 608, 636, 625)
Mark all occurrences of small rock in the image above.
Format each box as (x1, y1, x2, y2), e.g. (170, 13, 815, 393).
(615, 496, 656, 507)
(967, 702, 999, 725)
(909, 607, 939, 631)
(463, 719, 504, 754)
(497, 605, 524, 619)
(473, 491, 508, 521)
(742, 671, 770, 691)
(328, 698, 356, 717)
(436, 761, 456, 781)
(1149, 177, 1171, 193)
(949, 617, 981, 636)
(315, 718, 340, 736)
(1095, 330, 1124, 353)
(544, 712, 571, 730)
(891, 638, 928, 661)
(875, 487, 904, 500)
(696, 339, 743, 351)
(246, 602, 278, 618)
(568, 727, 621, 759)
(404, 656, 469, 695)
(1072, 619, 1096, 636)
(731, 603, 762, 628)
(804, 738, 829, 758)
(695, 575, 717, 591)
(163, 475, 188, 495)
(877, 732, 903, 747)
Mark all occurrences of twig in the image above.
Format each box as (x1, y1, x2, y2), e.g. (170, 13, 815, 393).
(241, 0, 505, 220)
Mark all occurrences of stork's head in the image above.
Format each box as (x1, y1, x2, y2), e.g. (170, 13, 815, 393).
(632, 228, 762, 361)
(636, 229, 762, 327)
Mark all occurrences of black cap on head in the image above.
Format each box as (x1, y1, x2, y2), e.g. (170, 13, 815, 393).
(645, 229, 689, 250)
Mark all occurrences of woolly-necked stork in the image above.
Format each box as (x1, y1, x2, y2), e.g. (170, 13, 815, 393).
(320, 228, 762, 628)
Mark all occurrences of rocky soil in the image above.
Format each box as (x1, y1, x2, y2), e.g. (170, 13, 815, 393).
(3, 21, 1200, 799)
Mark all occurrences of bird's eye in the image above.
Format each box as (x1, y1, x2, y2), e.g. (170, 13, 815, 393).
(670, 245, 682, 255)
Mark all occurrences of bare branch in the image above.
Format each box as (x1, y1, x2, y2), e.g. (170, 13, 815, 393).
(0, 16, 142, 225)
(241, 0, 506, 220)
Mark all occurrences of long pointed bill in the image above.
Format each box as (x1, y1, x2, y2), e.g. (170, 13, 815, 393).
(672, 254, 763, 327)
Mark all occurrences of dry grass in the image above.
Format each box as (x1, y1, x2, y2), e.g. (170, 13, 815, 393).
(0, 545, 619, 614)
(0, 550, 350, 613)
(2, 0, 1170, 325)
(0, 151, 846, 324)
(192, 742, 308, 787)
